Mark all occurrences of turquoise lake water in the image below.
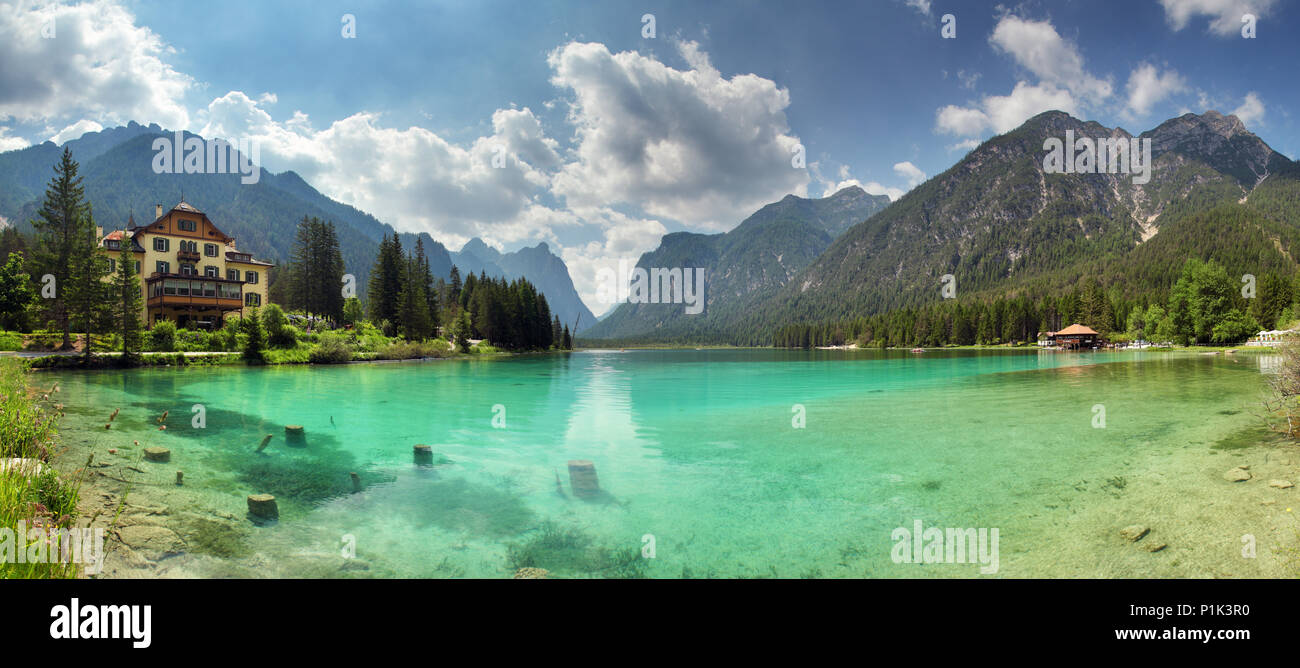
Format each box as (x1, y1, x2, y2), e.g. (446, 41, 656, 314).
(44, 349, 1300, 578)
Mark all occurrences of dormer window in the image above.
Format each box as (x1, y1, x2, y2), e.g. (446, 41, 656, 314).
(178, 219, 197, 232)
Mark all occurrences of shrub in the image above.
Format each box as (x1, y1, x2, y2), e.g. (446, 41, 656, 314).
(175, 328, 211, 351)
(147, 321, 176, 352)
(374, 340, 450, 360)
(309, 332, 354, 364)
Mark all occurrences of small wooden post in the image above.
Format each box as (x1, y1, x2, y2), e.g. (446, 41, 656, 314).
(350, 472, 362, 493)
(175, 471, 184, 486)
(413, 444, 433, 467)
(247, 494, 278, 519)
(255, 434, 273, 452)
(567, 460, 600, 498)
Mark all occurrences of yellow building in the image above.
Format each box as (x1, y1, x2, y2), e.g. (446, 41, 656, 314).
(99, 201, 273, 329)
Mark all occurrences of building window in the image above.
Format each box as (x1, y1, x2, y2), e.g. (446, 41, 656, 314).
(227, 269, 240, 281)
(153, 237, 169, 252)
(135, 261, 141, 273)
(108, 258, 116, 273)
(180, 240, 198, 253)
(245, 271, 258, 284)
(180, 264, 196, 276)
(204, 266, 218, 278)
(163, 279, 189, 296)
(178, 219, 197, 232)
(199, 281, 217, 298)
(156, 261, 170, 275)
(245, 293, 261, 307)
(205, 243, 218, 257)
(219, 283, 241, 300)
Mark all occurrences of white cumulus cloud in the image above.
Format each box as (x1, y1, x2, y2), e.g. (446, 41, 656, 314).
(547, 40, 809, 232)
(0, 0, 192, 130)
(1124, 63, 1188, 118)
(1231, 91, 1265, 127)
(1159, 0, 1276, 36)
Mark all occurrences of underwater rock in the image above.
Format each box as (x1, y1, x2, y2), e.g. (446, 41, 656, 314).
(513, 567, 549, 579)
(247, 494, 279, 519)
(1141, 541, 1168, 553)
(143, 447, 171, 463)
(1268, 480, 1294, 489)
(414, 444, 434, 467)
(1119, 525, 1149, 542)
(568, 460, 600, 498)
(117, 525, 185, 555)
(1223, 467, 1252, 482)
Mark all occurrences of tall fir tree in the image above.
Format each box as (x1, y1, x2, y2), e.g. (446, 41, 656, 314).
(111, 234, 144, 361)
(30, 147, 88, 349)
(64, 207, 111, 363)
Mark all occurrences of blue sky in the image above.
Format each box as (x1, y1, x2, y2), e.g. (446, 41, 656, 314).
(0, 0, 1295, 310)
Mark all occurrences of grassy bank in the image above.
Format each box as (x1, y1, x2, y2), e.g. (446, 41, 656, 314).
(0, 358, 86, 578)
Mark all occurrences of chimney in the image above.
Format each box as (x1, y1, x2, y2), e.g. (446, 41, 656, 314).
(95, 226, 103, 241)
(155, 204, 163, 219)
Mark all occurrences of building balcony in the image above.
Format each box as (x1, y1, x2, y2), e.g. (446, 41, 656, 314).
(145, 274, 244, 311)
(177, 249, 200, 262)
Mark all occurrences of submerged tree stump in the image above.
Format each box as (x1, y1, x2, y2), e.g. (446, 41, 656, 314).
(285, 425, 306, 446)
(567, 460, 600, 498)
(413, 444, 434, 467)
(247, 494, 278, 519)
(143, 447, 171, 463)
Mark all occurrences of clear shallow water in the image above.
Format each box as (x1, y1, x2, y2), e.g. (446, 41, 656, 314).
(45, 349, 1297, 578)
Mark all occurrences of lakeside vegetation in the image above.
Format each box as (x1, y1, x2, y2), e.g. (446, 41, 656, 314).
(0, 358, 85, 578)
(770, 259, 1286, 349)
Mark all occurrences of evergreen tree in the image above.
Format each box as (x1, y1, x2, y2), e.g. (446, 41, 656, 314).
(415, 237, 439, 332)
(0, 251, 35, 331)
(30, 147, 89, 349)
(64, 207, 111, 363)
(242, 309, 266, 363)
(288, 216, 346, 324)
(366, 235, 404, 334)
(111, 235, 144, 361)
(398, 253, 432, 341)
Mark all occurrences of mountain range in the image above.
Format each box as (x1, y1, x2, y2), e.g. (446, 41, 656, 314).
(0, 123, 595, 331)
(582, 185, 890, 340)
(5, 109, 1294, 346)
(584, 109, 1300, 343)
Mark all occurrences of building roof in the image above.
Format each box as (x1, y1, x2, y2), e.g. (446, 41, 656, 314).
(1055, 323, 1099, 336)
(100, 229, 146, 252)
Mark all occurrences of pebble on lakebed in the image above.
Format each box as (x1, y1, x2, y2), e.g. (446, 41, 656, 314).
(1269, 480, 1294, 489)
(1119, 525, 1149, 542)
(1223, 467, 1252, 482)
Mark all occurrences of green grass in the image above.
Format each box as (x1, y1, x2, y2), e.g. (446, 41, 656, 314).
(0, 331, 21, 351)
(0, 358, 86, 579)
